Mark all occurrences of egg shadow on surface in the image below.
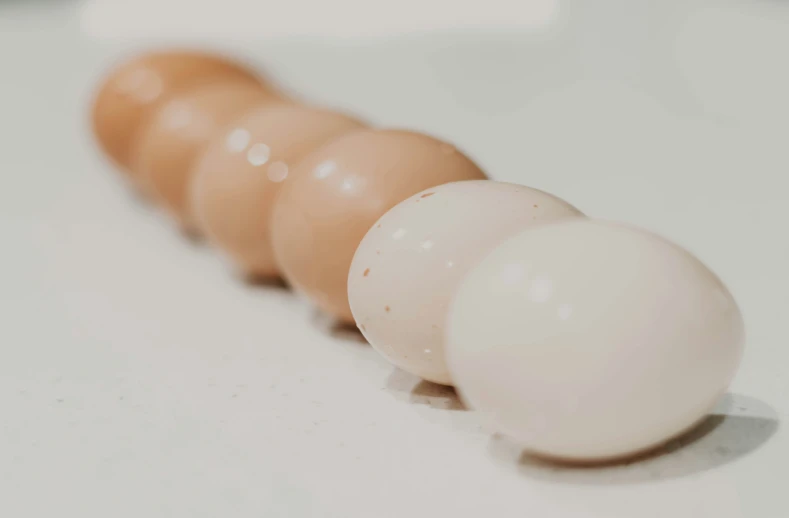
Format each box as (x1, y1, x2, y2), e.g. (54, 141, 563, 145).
(126, 184, 155, 209)
(243, 274, 289, 291)
(386, 368, 466, 411)
(308, 308, 369, 346)
(488, 393, 779, 484)
(179, 226, 205, 247)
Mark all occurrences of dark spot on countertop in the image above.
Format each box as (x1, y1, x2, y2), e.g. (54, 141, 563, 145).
(385, 306, 391, 312)
(421, 192, 436, 198)
(363, 268, 370, 277)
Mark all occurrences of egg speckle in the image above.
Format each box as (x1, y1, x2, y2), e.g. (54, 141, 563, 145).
(446, 219, 745, 461)
(270, 129, 487, 323)
(348, 180, 582, 385)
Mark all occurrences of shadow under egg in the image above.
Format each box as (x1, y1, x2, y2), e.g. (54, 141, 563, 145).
(487, 393, 780, 484)
(243, 273, 290, 291)
(179, 225, 205, 246)
(386, 368, 467, 411)
(308, 307, 369, 346)
(331, 321, 369, 345)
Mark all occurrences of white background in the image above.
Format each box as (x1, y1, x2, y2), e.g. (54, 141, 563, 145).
(1, 0, 788, 516)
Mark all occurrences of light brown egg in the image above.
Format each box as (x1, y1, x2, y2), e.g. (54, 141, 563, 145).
(133, 81, 282, 234)
(91, 51, 270, 193)
(270, 129, 488, 324)
(191, 104, 366, 279)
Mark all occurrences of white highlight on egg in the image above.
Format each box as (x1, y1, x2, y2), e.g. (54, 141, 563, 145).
(267, 161, 289, 182)
(226, 128, 251, 152)
(120, 68, 163, 103)
(499, 263, 525, 285)
(314, 160, 337, 179)
(527, 275, 554, 303)
(247, 143, 271, 166)
(164, 102, 193, 129)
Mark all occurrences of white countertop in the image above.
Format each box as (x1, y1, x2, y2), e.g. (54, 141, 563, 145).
(1, 1, 787, 517)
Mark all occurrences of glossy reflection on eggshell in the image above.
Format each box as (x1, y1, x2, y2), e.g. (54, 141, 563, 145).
(91, 51, 267, 193)
(191, 104, 366, 279)
(348, 180, 584, 385)
(270, 129, 488, 324)
(447, 219, 745, 462)
(134, 81, 281, 233)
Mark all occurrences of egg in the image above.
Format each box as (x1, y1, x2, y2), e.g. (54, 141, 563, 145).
(190, 104, 366, 279)
(446, 219, 745, 462)
(134, 81, 281, 234)
(270, 129, 488, 323)
(91, 50, 269, 193)
(348, 180, 583, 385)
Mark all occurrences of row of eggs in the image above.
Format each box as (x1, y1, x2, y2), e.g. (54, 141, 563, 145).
(92, 50, 745, 462)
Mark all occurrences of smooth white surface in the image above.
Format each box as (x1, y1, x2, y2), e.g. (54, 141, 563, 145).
(80, 0, 559, 40)
(447, 220, 744, 460)
(349, 181, 582, 385)
(2, 1, 788, 517)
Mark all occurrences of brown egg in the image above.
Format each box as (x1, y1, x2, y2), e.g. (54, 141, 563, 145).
(270, 129, 488, 323)
(133, 81, 282, 233)
(91, 51, 270, 193)
(190, 104, 366, 279)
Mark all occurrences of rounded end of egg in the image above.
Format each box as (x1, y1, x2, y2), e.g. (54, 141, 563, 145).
(446, 218, 744, 462)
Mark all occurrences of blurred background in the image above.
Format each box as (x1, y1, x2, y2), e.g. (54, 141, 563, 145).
(2, 1, 788, 517)
(5, 0, 788, 350)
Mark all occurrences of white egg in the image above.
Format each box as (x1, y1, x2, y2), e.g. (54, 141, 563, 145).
(348, 180, 583, 385)
(446, 219, 745, 462)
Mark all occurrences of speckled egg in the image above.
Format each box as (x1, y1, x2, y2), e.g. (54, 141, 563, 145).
(348, 180, 583, 385)
(191, 104, 366, 279)
(270, 129, 488, 323)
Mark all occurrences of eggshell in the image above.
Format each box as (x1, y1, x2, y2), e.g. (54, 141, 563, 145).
(270, 129, 488, 323)
(190, 104, 366, 279)
(134, 81, 280, 233)
(348, 180, 583, 385)
(446, 219, 745, 462)
(91, 50, 268, 192)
